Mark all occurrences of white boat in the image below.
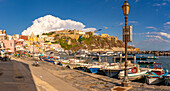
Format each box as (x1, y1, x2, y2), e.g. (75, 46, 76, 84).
(119, 64, 150, 80)
(118, 62, 149, 80)
(145, 63, 166, 85)
(102, 61, 136, 78)
(106, 51, 117, 56)
(101, 63, 122, 77)
(69, 57, 86, 63)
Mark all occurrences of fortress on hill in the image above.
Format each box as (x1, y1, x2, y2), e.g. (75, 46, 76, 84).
(46, 29, 118, 44)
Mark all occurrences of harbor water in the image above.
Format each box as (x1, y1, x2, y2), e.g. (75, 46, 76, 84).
(147, 56, 170, 71)
(99, 54, 170, 71)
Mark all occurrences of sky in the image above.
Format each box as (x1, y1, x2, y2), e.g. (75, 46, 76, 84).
(0, 0, 169, 51)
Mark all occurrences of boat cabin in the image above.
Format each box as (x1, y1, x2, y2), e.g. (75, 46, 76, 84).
(150, 63, 163, 76)
(153, 63, 163, 69)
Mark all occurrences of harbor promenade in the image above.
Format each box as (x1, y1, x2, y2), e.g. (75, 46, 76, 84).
(11, 57, 79, 91)
(6, 57, 170, 91)
(0, 59, 37, 91)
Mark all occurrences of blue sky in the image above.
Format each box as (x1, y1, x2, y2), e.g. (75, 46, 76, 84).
(0, 0, 169, 51)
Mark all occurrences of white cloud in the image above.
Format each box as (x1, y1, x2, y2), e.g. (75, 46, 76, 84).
(147, 32, 170, 38)
(144, 38, 170, 43)
(22, 15, 96, 35)
(153, 3, 167, 6)
(119, 22, 123, 26)
(164, 22, 170, 25)
(129, 21, 138, 24)
(164, 26, 170, 29)
(162, 2, 167, 5)
(157, 32, 170, 38)
(163, 22, 170, 30)
(82, 28, 96, 32)
(134, 32, 146, 35)
(146, 35, 162, 39)
(128, 43, 135, 47)
(146, 26, 157, 30)
(153, 3, 161, 6)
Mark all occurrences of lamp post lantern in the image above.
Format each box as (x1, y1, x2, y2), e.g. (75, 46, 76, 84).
(122, 0, 131, 87)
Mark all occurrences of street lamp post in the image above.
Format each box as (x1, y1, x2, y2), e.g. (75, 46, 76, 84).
(122, 0, 131, 87)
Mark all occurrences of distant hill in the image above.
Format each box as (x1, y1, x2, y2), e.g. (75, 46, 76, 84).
(47, 32, 139, 52)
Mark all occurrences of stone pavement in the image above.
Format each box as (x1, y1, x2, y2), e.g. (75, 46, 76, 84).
(0, 60, 37, 91)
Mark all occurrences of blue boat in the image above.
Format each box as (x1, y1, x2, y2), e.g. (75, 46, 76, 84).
(88, 67, 100, 73)
(43, 57, 55, 64)
(88, 62, 101, 73)
(43, 59, 55, 64)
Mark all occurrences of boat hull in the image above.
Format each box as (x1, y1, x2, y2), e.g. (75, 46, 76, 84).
(119, 71, 147, 80)
(43, 59, 55, 64)
(146, 77, 164, 85)
(164, 76, 170, 86)
(103, 70, 122, 78)
(89, 68, 100, 73)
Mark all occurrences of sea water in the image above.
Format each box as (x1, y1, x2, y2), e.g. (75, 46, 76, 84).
(100, 54, 170, 71)
(147, 56, 170, 71)
(135, 54, 170, 70)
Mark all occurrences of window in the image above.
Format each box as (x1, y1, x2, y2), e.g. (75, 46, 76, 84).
(10, 43, 12, 46)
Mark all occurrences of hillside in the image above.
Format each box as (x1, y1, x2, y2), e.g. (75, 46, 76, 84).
(48, 33, 138, 52)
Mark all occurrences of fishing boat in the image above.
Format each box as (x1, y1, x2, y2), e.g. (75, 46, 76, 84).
(147, 56, 159, 59)
(88, 62, 102, 73)
(69, 56, 87, 63)
(118, 65, 150, 80)
(145, 63, 166, 85)
(43, 57, 55, 64)
(164, 72, 170, 86)
(102, 61, 136, 78)
(101, 63, 123, 78)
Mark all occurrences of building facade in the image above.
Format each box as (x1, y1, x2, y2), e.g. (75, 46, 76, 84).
(0, 30, 7, 40)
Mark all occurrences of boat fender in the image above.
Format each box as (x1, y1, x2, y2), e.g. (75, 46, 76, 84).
(132, 67, 138, 73)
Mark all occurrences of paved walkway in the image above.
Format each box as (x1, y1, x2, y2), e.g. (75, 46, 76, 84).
(12, 57, 79, 91)
(0, 60, 37, 91)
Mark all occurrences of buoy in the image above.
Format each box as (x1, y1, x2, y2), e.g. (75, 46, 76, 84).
(132, 67, 138, 73)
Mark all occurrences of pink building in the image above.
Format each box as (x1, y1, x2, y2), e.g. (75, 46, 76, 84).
(28, 45, 39, 53)
(1, 40, 16, 53)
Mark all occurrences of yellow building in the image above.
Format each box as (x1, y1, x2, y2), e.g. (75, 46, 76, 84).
(28, 33, 39, 42)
